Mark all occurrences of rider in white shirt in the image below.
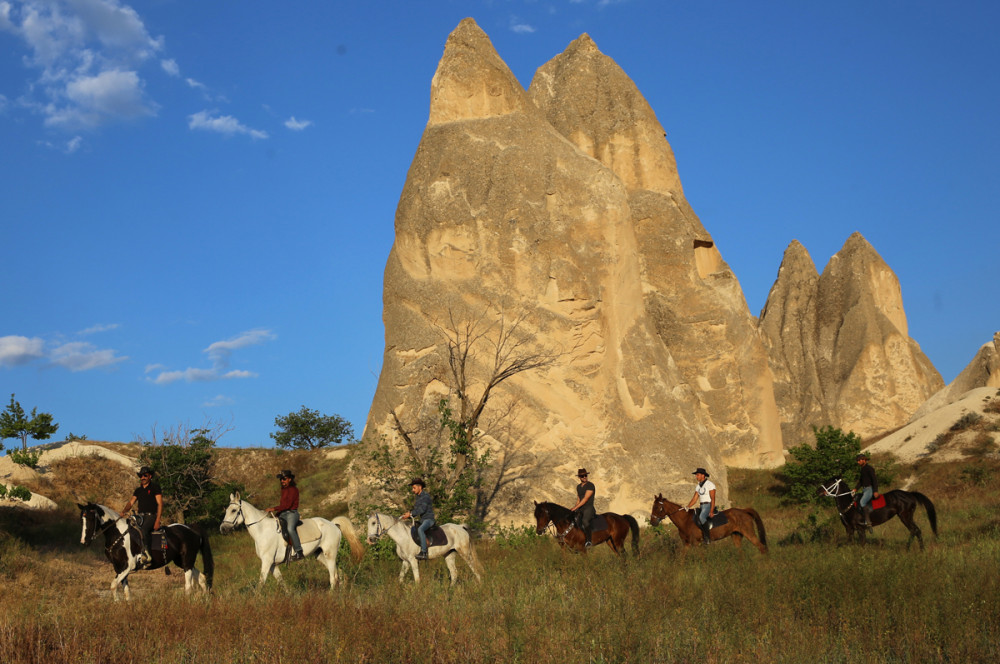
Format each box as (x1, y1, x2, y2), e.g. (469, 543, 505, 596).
(685, 467, 716, 545)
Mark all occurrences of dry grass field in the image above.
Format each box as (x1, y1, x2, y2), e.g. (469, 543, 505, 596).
(2, 455, 1000, 663)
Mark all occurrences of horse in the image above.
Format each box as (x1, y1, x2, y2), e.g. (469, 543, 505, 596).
(649, 494, 768, 554)
(819, 478, 938, 549)
(533, 501, 640, 557)
(78, 502, 213, 601)
(219, 492, 364, 590)
(366, 512, 482, 585)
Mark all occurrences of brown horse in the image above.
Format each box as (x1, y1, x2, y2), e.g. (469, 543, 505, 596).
(533, 501, 639, 556)
(650, 494, 768, 554)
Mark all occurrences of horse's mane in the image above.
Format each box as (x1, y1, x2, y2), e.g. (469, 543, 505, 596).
(537, 501, 574, 522)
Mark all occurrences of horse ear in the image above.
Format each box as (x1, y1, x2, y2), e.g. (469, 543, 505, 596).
(232, 491, 240, 501)
(533, 500, 538, 506)
(77, 503, 87, 510)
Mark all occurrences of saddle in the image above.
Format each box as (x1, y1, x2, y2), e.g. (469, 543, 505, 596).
(278, 516, 321, 545)
(573, 512, 608, 532)
(409, 523, 449, 548)
(706, 511, 728, 529)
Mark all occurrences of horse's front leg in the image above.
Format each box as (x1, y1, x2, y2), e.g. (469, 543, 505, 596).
(258, 558, 277, 590)
(111, 565, 132, 601)
(445, 553, 459, 586)
(398, 558, 412, 583)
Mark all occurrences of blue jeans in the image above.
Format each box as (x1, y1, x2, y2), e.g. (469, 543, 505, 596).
(858, 487, 873, 509)
(696, 503, 711, 526)
(279, 510, 302, 553)
(417, 519, 435, 553)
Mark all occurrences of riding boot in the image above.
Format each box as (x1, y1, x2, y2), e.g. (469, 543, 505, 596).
(416, 550, 428, 560)
(862, 505, 874, 532)
(139, 548, 151, 568)
(700, 523, 711, 545)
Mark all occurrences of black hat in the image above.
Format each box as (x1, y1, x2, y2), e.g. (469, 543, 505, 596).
(577, 468, 589, 477)
(137, 466, 154, 478)
(409, 478, 425, 487)
(692, 468, 710, 478)
(276, 469, 295, 480)
(856, 453, 869, 460)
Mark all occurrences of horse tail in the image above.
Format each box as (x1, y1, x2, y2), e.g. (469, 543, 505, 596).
(744, 508, 768, 548)
(199, 529, 214, 591)
(461, 525, 484, 576)
(624, 514, 640, 557)
(333, 516, 365, 563)
(911, 492, 938, 536)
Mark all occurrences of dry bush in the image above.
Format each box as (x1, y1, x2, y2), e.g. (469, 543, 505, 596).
(46, 455, 136, 507)
(984, 399, 1000, 415)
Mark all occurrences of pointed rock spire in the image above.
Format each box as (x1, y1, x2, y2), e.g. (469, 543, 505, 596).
(428, 18, 535, 125)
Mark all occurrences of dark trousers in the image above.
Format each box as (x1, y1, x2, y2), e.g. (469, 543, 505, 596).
(137, 513, 155, 553)
(577, 509, 595, 543)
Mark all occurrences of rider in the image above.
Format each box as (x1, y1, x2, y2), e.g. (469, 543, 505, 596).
(570, 468, 596, 547)
(685, 467, 716, 545)
(265, 470, 304, 562)
(402, 478, 435, 560)
(120, 465, 163, 567)
(854, 452, 879, 531)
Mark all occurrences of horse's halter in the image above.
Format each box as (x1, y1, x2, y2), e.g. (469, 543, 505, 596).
(369, 513, 396, 542)
(224, 500, 265, 530)
(83, 508, 121, 546)
(820, 478, 857, 519)
(537, 507, 573, 539)
(650, 498, 686, 526)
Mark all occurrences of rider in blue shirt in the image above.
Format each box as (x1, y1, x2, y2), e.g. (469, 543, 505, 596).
(402, 478, 435, 560)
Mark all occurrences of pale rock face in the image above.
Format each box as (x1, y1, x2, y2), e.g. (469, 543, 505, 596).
(760, 233, 944, 443)
(529, 34, 783, 468)
(912, 332, 1000, 419)
(362, 19, 730, 522)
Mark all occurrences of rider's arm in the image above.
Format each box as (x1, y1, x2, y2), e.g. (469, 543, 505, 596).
(154, 493, 164, 528)
(120, 496, 135, 517)
(686, 491, 699, 509)
(571, 489, 593, 511)
(709, 488, 716, 513)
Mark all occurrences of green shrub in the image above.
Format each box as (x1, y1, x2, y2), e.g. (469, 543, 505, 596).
(780, 426, 863, 504)
(7, 448, 41, 468)
(960, 464, 991, 486)
(7, 485, 31, 501)
(492, 524, 539, 550)
(0, 483, 6, 499)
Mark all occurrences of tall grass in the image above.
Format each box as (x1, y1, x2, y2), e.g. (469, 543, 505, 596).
(2, 461, 999, 663)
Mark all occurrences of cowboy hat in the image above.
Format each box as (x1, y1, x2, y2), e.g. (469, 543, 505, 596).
(576, 468, 589, 477)
(275, 469, 295, 480)
(692, 467, 710, 477)
(136, 466, 155, 478)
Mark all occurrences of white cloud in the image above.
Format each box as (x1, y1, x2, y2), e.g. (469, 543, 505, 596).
(185, 77, 206, 91)
(49, 341, 127, 371)
(144, 363, 166, 374)
(284, 116, 312, 131)
(149, 328, 274, 384)
(65, 135, 83, 152)
(79, 322, 119, 335)
(0, 335, 45, 367)
(5, 0, 164, 130)
(160, 57, 178, 76)
(509, 18, 536, 34)
(203, 394, 235, 407)
(188, 110, 268, 140)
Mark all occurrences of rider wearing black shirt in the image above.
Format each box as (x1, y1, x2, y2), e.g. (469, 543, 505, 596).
(120, 466, 163, 567)
(570, 468, 596, 547)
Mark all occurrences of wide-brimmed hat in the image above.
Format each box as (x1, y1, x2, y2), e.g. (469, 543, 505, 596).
(136, 466, 154, 478)
(276, 469, 295, 480)
(856, 453, 869, 460)
(577, 468, 589, 478)
(692, 468, 710, 477)
(409, 478, 426, 487)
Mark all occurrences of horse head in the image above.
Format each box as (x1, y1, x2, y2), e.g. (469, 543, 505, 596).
(533, 501, 553, 535)
(219, 492, 245, 535)
(78, 502, 113, 546)
(650, 493, 683, 526)
(367, 512, 392, 545)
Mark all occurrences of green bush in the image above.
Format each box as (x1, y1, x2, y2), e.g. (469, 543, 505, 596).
(780, 426, 863, 504)
(7, 448, 41, 468)
(492, 524, 539, 550)
(7, 485, 31, 501)
(0, 483, 6, 499)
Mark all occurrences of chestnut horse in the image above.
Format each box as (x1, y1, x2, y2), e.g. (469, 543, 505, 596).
(649, 494, 768, 554)
(533, 501, 639, 556)
(819, 478, 938, 549)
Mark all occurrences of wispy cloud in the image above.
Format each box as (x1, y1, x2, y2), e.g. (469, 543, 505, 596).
(50, 341, 127, 371)
(160, 58, 179, 76)
(203, 394, 235, 407)
(79, 323, 120, 335)
(65, 135, 83, 153)
(149, 328, 276, 384)
(0, 335, 46, 367)
(3, 0, 164, 130)
(188, 110, 268, 139)
(284, 116, 312, 131)
(509, 17, 536, 34)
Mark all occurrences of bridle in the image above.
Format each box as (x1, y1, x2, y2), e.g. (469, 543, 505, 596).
(224, 499, 266, 530)
(820, 478, 857, 520)
(369, 512, 396, 542)
(650, 498, 685, 526)
(536, 506, 574, 540)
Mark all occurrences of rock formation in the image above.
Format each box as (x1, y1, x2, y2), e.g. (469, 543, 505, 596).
(362, 19, 748, 520)
(912, 332, 1000, 419)
(760, 233, 944, 444)
(528, 35, 783, 469)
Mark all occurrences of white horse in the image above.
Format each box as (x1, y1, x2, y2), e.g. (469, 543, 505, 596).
(219, 492, 364, 590)
(366, 512, 482, 585)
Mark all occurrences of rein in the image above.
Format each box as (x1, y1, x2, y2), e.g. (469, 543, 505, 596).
(226, 500, 267, 529)
(651, 500, 685, 525)
(820, 479, 858, 519)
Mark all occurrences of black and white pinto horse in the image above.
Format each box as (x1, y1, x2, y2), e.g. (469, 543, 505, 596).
(219, 492, 365, 590)
(79, 503, 213, 601)
(366, 512, 482, 585)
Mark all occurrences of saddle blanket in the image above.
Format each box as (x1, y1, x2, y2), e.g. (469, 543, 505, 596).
(573, 513, 609, 532)
(871, 495, 886, 510)
(280, 518, 322, 545)
(708, 512, 728, 529)
(409, 524, 449, 548)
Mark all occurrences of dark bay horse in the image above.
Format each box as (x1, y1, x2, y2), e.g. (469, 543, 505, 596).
(79, 503, 213, 600)
(820, 478, 938, 549)
(649, 494, 768, 554)
(534, 501, 639, 556)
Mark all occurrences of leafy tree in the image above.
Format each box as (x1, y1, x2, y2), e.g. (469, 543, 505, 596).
(781, 425, 863, 504)
(270, 407, 354, 450)
(0, 394, 59, 455)
(136, 421, 229, 524)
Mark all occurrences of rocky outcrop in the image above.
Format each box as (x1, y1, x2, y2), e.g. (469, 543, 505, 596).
(362, 19, 735, 521)
(912, 332, 1000, 419)
(760, 233, 944, 443)
(528, 35, 783, 468)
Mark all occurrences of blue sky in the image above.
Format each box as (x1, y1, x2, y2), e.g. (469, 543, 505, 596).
(2, 1, 997, 448)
